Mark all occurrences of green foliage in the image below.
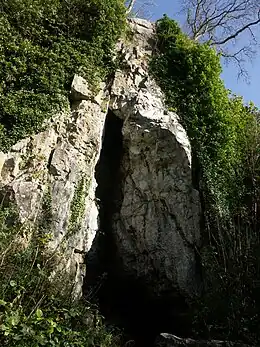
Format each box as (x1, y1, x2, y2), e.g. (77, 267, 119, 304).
(0, 0, 126, 151)
(151, 15, 260, 343)
(0, 297, 120, 347)
(68, 177, 89, 237)
(150, 16, 235, 213)
(0, 202, 121, 347)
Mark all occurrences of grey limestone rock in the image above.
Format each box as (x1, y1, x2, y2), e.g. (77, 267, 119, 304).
(109, 18, 201, 299)
(0, 18, 201, 301)
(0, 86, 108, 298)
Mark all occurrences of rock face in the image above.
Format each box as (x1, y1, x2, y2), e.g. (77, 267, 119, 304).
(0, 78, 108, 298)
(0, 18, 201, 304)
(109, 18, 201, 299)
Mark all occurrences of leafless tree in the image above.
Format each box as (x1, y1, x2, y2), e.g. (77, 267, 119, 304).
(180, 0, 260, 79)
(125, 0, 157, 20)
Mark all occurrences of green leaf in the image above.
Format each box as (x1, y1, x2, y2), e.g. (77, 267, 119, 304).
(36, 308, 43, 319)
(0, 299, 7, 306)
(10, 280, 17, 287)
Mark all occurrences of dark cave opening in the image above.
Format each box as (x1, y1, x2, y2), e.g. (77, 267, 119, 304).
(84, 109, 192, 346)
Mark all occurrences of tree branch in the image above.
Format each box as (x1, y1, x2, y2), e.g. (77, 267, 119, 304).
(182, 0, 260, 77)
(126, 0, 136, 14)
(214, 10, 260, 45)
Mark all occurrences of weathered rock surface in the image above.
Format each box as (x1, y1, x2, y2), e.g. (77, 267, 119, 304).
(0, 18, 201, 304)
(0, 78, 108, 298)
(109, 18, 201, 299)
(155, 333, 253, 347)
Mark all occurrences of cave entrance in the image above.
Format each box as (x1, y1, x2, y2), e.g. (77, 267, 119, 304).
(84, 109, 191, 346)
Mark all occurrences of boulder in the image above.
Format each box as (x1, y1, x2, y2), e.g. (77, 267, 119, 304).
(70, 74, 92, 101)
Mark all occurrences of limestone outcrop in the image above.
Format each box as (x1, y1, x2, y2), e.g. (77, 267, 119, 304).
(0, 79, 108, 297)
(109, 18, 201, 299)
(0, 18, 201, 303)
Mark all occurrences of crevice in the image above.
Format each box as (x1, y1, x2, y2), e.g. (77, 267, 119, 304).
(83, 107, 125, 321)
(47, 149, 55, 171)
(84, 109, 193, 347)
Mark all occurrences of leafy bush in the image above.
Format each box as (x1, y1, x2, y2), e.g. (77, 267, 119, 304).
(0, 297, 120, 347)
(150, 15, 260, 344)
(0, 203, 121, 347)
(0, 0, 126, 150)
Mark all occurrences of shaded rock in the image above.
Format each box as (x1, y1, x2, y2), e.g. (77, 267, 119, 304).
(155, 333, 253, 347)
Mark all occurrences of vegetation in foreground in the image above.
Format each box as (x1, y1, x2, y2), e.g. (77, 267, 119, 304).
(0, 202, 122, 347)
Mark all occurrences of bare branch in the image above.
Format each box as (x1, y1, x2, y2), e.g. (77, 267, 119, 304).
(126, 0, 157, 19)
(126, 0, 136, 14)
(181, 0, 260, 78)
(214, 10, 260, 45)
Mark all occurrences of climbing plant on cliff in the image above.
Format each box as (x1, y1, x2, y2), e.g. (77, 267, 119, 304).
(150, 15, 260, 344)
(0, 0, 126, 151)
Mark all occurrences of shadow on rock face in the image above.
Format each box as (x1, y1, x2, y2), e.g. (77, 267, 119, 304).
(97, 275, 192, 346)
(84, 259, 192, 346)
(83, 109, 193, 346)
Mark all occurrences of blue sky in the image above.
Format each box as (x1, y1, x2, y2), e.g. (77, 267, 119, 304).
(141, 0, 260, 108)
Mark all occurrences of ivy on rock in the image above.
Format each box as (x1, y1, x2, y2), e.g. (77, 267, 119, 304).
(150, 15, 260, 344)
(0, 0, 126, 151)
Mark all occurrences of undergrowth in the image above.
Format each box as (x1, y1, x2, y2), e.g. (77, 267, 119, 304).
(0, 200, 121, 347)
(150, 15, 260, 344)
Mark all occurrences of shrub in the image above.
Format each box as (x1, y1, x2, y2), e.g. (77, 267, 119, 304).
(0, 203, 121, 347)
